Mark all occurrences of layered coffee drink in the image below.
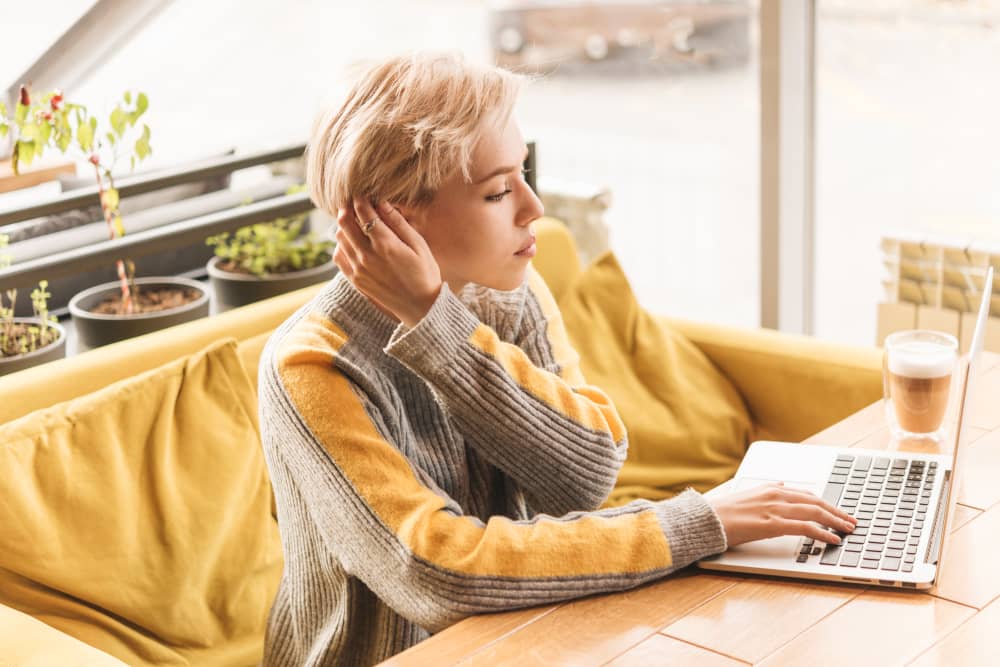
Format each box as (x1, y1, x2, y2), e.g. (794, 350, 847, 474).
(884, 331, 958, 439)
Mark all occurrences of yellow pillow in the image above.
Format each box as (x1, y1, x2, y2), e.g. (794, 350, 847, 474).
(557, 252, 753, 505)
(0, 339, 282, 667)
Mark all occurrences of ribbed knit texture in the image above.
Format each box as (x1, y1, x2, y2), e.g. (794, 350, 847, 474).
(258, 271, 727, 666)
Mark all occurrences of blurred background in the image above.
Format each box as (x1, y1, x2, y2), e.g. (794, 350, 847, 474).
(3, 0, 999, 347)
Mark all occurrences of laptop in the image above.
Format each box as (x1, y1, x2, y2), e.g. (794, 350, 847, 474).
(698, 266, 994, 589)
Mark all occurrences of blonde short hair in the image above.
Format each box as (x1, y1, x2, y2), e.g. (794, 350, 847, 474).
(307, 52, 524, 214)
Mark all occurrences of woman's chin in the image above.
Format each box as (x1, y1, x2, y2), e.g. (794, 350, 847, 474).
(479, 270, 527, 292)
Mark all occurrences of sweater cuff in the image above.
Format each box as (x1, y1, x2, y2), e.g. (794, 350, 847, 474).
(654, 489, 728, 570)
(385, 283, 480, 380)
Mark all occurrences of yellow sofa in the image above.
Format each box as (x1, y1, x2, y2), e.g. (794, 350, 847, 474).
(0, 218, 882, 665)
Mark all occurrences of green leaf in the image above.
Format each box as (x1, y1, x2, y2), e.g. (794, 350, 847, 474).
(36, 121, 51, 147)
(0, 102, 6, 119)
(106, 131, 117, 146)
(56, 129, 71, 152)
(14, 103, 27, 124)
(124, 91, 132, 104)
(110, 107, 126, 137)
(19, 122, 37, 141)
(102, 188, 120, 212)
(77, 118, 94, 151)
(134, 124, 151, 161)
(136, 92, 148, 116)
(0, 123, 7, 139)
(17, 140, 35, 167)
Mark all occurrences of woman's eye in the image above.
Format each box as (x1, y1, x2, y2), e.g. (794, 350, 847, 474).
(485, 188, 512, 202)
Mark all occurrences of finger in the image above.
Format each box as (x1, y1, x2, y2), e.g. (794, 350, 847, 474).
(374, 200, 426, 250)
(336, 230, 362, 267)
(778, 502, 856, 533)
(353, 198, 399, 253)
(340, 198, 371, 248)
(352, 197, 387, 244)
(783, 520, 842, 545)
(780, 487, 856, 525)
(333, 244, 355, 279)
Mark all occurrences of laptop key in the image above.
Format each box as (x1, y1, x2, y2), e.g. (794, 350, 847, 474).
(902, 563, 914, 572)
(829, 473, 849, 484)
(840, 551, 862, 567)
(796, 554, 809, 563)
(868, 534, 886, 544)
(820, 545, 843, 565)
(870, 527, 889, 536)
(885, 548, 903, 558)
(845, 543, 864, 552)
(904, 555, 915, 564)
(874, 458, 891, 469)
(822, 483, 845, 506)
(906, 546, 918, 555)
(882, 557, 901, 571)
(855, 456, 872, 471)
(861, 559, 881, 569)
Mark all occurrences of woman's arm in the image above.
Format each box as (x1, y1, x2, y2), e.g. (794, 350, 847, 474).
(385, 267, 628, 516)
(263, 327, 726, 633)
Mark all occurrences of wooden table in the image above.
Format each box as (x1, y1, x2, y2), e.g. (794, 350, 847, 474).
(386, 352, 1000, 666)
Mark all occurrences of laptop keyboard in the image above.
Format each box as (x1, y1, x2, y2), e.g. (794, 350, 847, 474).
(794, 455, 936, 573)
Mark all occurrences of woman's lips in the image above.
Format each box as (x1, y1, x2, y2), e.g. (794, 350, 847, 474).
(515, 237, 537, 257)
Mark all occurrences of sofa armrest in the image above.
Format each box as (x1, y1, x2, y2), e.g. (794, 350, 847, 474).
(0, 603, 128, 666)
(663, 317, 883, 442)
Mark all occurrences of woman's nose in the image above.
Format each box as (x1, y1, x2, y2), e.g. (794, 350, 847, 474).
(516, 181, 544, 227)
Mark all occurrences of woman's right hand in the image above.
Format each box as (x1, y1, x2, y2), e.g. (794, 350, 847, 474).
(708, 482, 857, 547)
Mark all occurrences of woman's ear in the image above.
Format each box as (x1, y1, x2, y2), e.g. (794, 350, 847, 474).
(393, 203, 426, 233)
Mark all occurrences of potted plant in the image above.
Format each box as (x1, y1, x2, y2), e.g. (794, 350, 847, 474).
(0, 235, 66, 375)
(1, 85, 209, 351)
(206, 188, 335, 312)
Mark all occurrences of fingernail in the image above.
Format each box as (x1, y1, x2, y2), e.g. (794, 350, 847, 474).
(834, 535, 842, 544)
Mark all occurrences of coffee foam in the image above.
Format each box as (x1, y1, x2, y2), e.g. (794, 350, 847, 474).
(888, 341, 956, 378)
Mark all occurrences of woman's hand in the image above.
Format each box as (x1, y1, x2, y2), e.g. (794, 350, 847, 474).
(334, 198, 443, 328)
(708, 482, 857, 547)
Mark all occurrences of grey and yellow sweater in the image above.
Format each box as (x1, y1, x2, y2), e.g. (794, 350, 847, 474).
(258, 267, 727, 666)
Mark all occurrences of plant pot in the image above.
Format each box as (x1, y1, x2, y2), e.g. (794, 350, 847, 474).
(0, 318, 68, 376)
(69, 277, 210, 351)
(207, 255, 337, 313)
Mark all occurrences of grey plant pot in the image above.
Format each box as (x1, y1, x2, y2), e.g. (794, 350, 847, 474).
(0, 318, 67, 376)
(207, 255, 337, 313)
(69, 277, 210, 352)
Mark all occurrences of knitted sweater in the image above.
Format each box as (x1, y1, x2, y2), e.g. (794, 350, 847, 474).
(257, 267, 728, 666)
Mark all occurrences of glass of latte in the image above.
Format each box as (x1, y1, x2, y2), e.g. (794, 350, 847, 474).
(883, 330, 959, 443)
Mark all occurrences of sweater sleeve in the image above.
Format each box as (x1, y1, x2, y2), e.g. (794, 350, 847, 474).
(265, 313, 727, 633)
(384, 271, 628, 515)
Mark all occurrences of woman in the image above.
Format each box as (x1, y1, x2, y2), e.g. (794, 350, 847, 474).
(258, 52, 855, 666)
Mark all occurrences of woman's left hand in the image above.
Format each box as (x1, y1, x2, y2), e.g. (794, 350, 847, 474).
(333, 198, 443, 328)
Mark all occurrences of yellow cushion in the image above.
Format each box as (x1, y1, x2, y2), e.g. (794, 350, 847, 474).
(531, 216, 582, 302)
(0, 603, 128, 666)
(557, 252, 753, 505)
(0, 339, 282, 667)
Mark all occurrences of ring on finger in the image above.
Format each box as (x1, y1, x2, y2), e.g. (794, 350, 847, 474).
(362, 216, 381, 237)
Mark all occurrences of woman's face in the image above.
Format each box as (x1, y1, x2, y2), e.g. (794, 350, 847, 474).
(402, 116, 544, 293)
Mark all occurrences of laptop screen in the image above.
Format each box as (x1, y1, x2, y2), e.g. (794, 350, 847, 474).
(935, 265, 993, 568)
